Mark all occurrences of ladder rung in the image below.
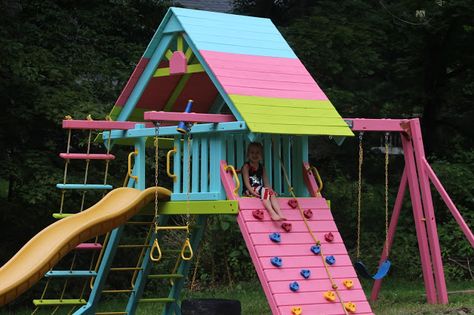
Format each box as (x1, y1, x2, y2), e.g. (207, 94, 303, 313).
(102, 289, 134, 294)
(52, 213, 75, 219)
(76, 243, 103, 250)
(110, 267, 142, 271)
(45, 270, 97, 278)
(118, 244, 150, 249)
(33, 299, 87, 306)
(60, 153, 115, 160)
(155, 226, 189, 231)
(148, 274, 184, 279)
(56, 184, 113, 190)
(139, 298, 175, 303)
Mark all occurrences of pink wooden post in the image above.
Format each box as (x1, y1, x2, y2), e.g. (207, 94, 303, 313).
(410, 119, 448, 304)
(424, 160, 474, 248)
(370, 169, 407, 301)
(401, 134, 438, 303)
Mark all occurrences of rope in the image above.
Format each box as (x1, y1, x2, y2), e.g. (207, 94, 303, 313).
(356, 132, 364, 260)
(80, 129, 93, 211)
(59, 128, 72, 214)
(276, 138, 348, 315)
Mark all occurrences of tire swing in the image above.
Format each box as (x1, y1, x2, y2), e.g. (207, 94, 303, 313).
(354, 132, 391, 280)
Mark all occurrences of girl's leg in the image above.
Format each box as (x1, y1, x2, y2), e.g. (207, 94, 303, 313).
(270, 195, 286, 220)
(262, 199, 281, 221)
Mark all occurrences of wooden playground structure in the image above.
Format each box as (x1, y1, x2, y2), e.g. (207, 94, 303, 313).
(0, 7, 473, 315)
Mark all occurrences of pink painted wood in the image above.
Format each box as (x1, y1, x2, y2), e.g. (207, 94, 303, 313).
(144, 111, 235, 123)
(401, 135, 437, 303)
(59, 153, 115, 160)
(62, 120, 151, 130)
(424, 160, 474, 248)
(214, 68, 316, 84)
(410, 119, 448, 304)
(169, 51, 187, 75)
(371, 169, 407, 301)
(219, 164, 372, 314)
(75, 243, 102, 250)
(223, 85, 327, 100)
(344, 118, 408, 132)
(115, 57, 149, 106)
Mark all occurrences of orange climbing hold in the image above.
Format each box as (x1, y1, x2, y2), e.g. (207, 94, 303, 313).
(291, 306, 302, 315)
(344, 302, 357, 313)
(323, 290, 336, 302)
(343, 279, 354, 289)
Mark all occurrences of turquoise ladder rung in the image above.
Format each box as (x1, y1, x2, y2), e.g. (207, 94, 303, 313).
(56, 184, 113, 190)
(45, 270, 98, 277)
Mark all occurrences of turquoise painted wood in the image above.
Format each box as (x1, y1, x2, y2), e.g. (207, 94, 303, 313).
(227, 135, 235, 168)
(173, 136, 182, 194)
(56, 184, 113, 190)
(192, 137, 200, 193)
(45, 271, 97, 278)
(263, 136, 272, 185)
(171, 7, 272, 27)
(291, 137, 304, 196)
(200, 137, 209, 192)
(282, 137, 292, 195)
(135, 125, 147, 190)
(162, 14, 184, 34)
(182, 135, 191, 195)
(209, 136, 223, 198)
(172, 192, 221, 201)
(272, 136, 282, 194)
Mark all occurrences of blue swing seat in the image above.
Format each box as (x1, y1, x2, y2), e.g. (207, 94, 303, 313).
(354, 259, 391, 280)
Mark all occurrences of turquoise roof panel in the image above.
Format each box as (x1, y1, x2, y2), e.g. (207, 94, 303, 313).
(171, 7, 297, 58)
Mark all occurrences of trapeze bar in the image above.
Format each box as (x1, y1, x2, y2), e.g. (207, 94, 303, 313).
(104, 121, 248, 140)
(144, 111, 236, 123)
(344, 118, 410, 132)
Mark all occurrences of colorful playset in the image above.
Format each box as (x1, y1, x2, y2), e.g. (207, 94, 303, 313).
(0, 7, 473, 315)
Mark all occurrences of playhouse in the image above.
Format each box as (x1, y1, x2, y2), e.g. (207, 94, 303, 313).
(0, 7, 473, 315)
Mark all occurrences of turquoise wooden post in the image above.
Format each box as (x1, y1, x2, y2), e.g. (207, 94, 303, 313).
(173, 136, 182, 194)
(263, 135, 272, 186)
(200, 137, 209, 192)
(227, 134, 235, 167)
(272, 136, 282, 194)
(209, 135, 225, 199)
(282, 136, 292, 195)
(182, 134, 191, 195)
(135, 124, 147, 190)
(192, 136, 200, 193)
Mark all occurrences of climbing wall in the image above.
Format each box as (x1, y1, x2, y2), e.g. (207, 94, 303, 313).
(237, 197, 374, 315)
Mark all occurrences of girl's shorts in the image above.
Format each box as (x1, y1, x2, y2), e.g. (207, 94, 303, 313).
(254, 186, 275, 200)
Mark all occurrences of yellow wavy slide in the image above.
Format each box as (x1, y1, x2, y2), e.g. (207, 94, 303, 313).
(0, 186, 171, 306)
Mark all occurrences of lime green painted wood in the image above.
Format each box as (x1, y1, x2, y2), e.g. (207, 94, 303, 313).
(33, 299, 87, 306)
(247, 123, 354, 136)
(229, 94, 353, 136)
(165, 49, 173, 60)
(139, 298, 175, 303)
(141, 200, 238, 215)
(177, 35, 183, 52)
(185, 47, 193, 60)
(163, 74, 192, 111)
(108, 106, 146, 122)
(52, 213, 74, 219)
(153, 63, 204, 77)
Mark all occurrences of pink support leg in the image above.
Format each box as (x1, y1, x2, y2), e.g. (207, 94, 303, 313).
(424, 160, 474, 248)
(410, 119, 448, 304)
(370, 169, 408, 302)
(402, 135, 437, 303)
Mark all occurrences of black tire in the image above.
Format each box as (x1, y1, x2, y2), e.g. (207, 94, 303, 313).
(181, 298, 241, 315)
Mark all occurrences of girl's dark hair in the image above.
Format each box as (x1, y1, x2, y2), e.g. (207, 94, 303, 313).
(247, 142, 263, 155)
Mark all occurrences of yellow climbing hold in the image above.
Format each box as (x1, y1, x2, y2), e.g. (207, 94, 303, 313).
(291, 306, 302, 315)
(324, 290, 336, 302)
(343, 279, 354, 289)
(344, 302, 356, 313)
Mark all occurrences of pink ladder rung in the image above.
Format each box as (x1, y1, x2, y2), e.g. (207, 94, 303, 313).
(75, 243, 103, 250)
(59, 153, 115, 160)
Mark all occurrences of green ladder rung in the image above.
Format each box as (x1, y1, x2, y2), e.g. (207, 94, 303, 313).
(148, 273, 184, 279)
(33, 299, 87, 306)
(139, 298, 175, 303)
(52, 213, 74, 219)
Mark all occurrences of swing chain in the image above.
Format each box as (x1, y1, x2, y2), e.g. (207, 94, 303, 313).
(150, 122, 162, 263)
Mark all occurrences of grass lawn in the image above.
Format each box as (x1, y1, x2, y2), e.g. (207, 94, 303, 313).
(2, 279, 472, 314)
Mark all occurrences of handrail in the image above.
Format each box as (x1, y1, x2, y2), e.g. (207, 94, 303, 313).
(225, 165, 240, 197)
(166, 148, 177, 181)
(127, 149, 139, 181)
(307, 165, 323, 193)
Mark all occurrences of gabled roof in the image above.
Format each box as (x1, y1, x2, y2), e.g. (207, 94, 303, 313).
(110, 7, 353, 136)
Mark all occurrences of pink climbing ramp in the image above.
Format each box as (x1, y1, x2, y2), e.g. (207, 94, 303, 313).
(237, 197, 374, 315)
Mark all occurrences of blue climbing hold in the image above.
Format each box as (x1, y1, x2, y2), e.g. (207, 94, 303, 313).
(289, 281, 300, 292)
(269, 232, 281, 243)
(326, 255, 336, 265)
(300, 269, 311, 279)
(271, 257, 282, 267)
(311, 245, 321, 255)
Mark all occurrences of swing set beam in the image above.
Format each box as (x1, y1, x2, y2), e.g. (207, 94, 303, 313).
(345, 118, 473, 305)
